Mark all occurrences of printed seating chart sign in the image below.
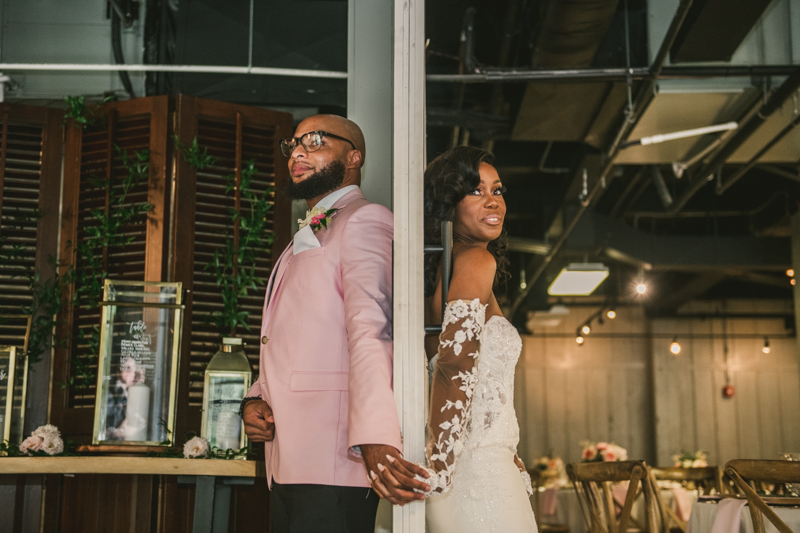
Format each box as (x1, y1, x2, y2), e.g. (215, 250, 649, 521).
(93, 280, 183, 446)
(0, 346, 17, 444)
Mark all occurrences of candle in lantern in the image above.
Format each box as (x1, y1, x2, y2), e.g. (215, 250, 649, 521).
(125, 382, 150, 441)
(215, 411, 241, 450)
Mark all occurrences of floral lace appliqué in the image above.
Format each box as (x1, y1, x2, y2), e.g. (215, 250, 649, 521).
(420, 298, 485, 495)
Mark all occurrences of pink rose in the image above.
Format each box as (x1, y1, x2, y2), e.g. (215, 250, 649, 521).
(19, 435, 44, 455)
(311, 215, 323, 225)
(596, 442, 608, 450)
(601, 449, 617, 461)
(582, 447, 597, 461)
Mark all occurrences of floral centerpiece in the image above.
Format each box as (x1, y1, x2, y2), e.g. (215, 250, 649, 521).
(672, 450, 708, 468)
(533, 455, 569, 487)
(581, 441, 628, 462)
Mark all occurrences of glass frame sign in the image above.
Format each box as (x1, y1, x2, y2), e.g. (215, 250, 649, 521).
(92, 280, 184, 446)
(0, 345, 18, 444)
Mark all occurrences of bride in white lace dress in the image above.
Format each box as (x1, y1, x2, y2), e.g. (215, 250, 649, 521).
(419, 146, 538, 533)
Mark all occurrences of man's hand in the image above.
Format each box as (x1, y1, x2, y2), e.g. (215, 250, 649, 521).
(242, 400, 275, 442)
(360, 444, 430, 505)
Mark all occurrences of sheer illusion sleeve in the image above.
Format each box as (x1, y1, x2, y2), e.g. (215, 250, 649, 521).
(421, 298, 486, 495)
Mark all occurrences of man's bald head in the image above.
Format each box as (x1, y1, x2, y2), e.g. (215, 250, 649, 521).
(295, 114, 366, 167)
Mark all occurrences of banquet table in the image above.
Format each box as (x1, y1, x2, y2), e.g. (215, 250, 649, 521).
(1, 456, 262, 533)
(688, 497, 800, 533)
(536, 486, 698, 533)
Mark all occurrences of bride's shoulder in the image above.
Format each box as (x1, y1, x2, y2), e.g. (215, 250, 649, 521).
(450, 247, 496, 302)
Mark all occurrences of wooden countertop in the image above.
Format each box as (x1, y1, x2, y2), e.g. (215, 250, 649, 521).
(0, 456, 264, 477)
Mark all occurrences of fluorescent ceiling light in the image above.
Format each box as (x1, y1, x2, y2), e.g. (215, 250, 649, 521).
(548, 263, 609, 296)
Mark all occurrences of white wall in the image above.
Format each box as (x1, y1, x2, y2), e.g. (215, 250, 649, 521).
(515, 306, 656, 465)
(514, 300, 800, 469)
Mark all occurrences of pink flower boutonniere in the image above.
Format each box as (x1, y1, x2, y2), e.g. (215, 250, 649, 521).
(298, 207, 341, 232)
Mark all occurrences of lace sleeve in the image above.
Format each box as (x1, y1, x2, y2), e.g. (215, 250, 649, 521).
(420, 298, 485, 495)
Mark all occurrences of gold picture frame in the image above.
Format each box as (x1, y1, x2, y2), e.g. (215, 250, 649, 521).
(92, 280, 183, 446)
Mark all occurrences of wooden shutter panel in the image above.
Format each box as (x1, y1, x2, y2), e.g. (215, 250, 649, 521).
(52, 96, 171, 439)
(0, 103, 62, 437)
(171, 95, 292, 435)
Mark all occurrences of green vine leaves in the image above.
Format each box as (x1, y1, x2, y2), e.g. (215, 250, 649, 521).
(173, 136, 275, 336)
(63, 146, 153, 389)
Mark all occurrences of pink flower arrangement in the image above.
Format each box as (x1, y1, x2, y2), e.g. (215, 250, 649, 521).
(298, 207, 341, 232)
(581, 441, 628, 463)
(18, 424, 64, 456)
(672, 450, 708, 468)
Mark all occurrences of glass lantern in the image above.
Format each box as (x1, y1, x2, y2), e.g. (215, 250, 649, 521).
(201, 337, 252, 453)
(0, 346, 18, 444)
(92, 280, 184, 446)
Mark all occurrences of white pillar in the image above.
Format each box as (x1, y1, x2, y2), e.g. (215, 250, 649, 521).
(348, 0, 393, 209)
(392, 0, 427, 531)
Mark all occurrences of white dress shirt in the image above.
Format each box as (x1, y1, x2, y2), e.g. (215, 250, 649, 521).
(293, 184, 360, 255)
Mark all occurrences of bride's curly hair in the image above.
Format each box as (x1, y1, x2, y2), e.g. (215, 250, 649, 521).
(423, 146, 510, 298)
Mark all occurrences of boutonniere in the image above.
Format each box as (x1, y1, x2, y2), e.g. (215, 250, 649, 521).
(298, 207, 341, 231)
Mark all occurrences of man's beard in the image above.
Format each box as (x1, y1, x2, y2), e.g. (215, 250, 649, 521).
(285, 160, 346, 200)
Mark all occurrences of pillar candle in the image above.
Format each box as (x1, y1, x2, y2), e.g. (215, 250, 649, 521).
(215, 411, 241, 450)
(125, 382, 150, 441)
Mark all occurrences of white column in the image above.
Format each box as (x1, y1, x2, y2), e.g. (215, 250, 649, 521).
(348, 0, 394, 209)
(392, 0, 427, 531)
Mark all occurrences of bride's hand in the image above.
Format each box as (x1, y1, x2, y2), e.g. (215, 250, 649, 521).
(513, 454, 526, 472)
(361, 444, 430, 505)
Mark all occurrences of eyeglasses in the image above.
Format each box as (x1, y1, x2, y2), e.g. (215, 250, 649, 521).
(280, 130, 357, 157)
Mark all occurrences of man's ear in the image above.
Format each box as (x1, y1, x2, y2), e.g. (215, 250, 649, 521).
(347, 149, 363, 169)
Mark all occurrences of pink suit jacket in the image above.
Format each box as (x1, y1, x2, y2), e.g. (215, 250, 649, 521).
(246, 188, 401, 488)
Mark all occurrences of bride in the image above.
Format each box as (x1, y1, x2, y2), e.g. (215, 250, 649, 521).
(420, 146, 537, 532)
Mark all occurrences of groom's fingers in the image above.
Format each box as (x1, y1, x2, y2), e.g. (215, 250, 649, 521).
(377, 463, 425, 503)
(384, 456, 431, 493)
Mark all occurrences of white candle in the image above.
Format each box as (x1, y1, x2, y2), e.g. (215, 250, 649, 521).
(215, 411, 241, 450)
(125, 382, 150, 441)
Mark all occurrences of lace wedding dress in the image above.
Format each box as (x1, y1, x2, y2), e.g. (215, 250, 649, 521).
(422, 299, 538, 533)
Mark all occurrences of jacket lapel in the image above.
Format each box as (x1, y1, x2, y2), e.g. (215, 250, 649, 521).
(264, 243, 293, 320)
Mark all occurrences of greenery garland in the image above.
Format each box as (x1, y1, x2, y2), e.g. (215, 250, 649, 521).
(174, 136, 275, 335)
(63, 147, 153, 388)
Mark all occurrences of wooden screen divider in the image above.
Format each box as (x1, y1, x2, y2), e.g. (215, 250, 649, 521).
(171, 95, 292, 439)
(52, 96, 172, 441)
(51, 95, 292, 446)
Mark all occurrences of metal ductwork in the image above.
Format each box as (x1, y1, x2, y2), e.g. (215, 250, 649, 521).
(512, 0, 623, 144)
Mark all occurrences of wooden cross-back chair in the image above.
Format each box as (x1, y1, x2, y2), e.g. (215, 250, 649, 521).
(725, 459, 800, 533)
(568, 461, 665, 533)
(650, 466, 724, 495)
(528, 469, 570, 533)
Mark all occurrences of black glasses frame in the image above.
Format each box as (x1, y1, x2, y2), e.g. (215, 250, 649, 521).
(280, 130, 357, 157)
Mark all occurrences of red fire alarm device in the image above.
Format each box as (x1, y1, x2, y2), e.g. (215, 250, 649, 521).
(722, 385, 735, 398)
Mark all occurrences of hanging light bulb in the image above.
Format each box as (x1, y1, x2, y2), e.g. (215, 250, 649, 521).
(792, 279, 797, 286)
(581, 324, 591, 335)
(606, 308, 616, 320)
(762, 336, 771, 354)
(670, 337, 681, 355)
(787, 269, 795, 277)
(576, 335, 585, 346)
(636, 283, 647, 295)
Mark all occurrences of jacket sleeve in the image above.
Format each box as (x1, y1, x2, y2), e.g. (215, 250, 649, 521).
(341, 204, 402, 452)
(421, 298, 485, 495)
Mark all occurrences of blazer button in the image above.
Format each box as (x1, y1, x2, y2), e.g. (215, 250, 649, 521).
(261, 335, 269, 345)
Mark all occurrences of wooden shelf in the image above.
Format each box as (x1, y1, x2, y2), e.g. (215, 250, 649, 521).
(0, 456, 264, 477)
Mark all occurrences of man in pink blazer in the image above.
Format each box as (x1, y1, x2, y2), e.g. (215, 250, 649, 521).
(241, 115, 429, 532)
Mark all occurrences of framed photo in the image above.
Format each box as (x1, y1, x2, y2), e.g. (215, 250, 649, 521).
(0, 314, 32, 445)
(92, 280, 183, 446)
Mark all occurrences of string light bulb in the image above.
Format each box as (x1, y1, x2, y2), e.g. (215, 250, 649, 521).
(762, 336, 771, 354)
(670, 337, 681, 355)
(576, 335, 585, 346)
(787, 269, 795, 277)
(606, 309, 616, 320)
(636, 283, 647, 295)
(581, 324, 591, 335)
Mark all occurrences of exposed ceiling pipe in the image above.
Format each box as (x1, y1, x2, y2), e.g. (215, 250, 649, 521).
(717, 112, 800, 195)
(670, 67, 800, 214)
(507, 0, 694, 322)
(0, 63, 348, 79)
(606, 0, 695, 158)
